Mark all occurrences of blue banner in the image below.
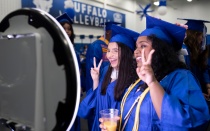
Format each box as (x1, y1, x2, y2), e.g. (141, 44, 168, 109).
(21, 0, 126, 27)
(73, 1, 125, 27)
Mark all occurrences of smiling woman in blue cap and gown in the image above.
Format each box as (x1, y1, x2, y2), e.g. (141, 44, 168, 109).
(99, 15, 210, 131)
(85, 22, 120, 93)
(179, 18, 210, 102)
(78, 25, 139, 131)
(83, 21, 121, 130)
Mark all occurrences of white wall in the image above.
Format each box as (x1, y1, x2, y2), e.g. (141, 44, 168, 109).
(151, 0, 210, 33)
(0, 0, 210, 44)
(0, 0, 21, 20)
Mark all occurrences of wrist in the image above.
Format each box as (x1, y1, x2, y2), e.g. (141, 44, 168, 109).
(148, 80, 158, 87)
(93, 80, 99, 90)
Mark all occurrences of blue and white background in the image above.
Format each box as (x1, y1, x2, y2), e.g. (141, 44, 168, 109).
(21, 0, 126, 27)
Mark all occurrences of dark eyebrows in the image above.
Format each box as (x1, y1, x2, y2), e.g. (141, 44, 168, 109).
(138, 41, 150, 44)
(108, 47, 118, 50)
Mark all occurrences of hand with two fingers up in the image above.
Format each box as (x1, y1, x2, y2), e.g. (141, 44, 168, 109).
(136, 48, 157, 86)
(91, 57, 103, 90)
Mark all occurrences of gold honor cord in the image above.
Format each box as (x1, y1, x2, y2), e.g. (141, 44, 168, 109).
(99, 37, 109, 45)
(119, 78, 150, 131)
(132, 87, 150, 131)
(119, 79, 141, 130)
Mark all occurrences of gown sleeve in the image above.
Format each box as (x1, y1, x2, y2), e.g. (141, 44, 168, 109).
(160, 70, 209, 128)
(77, 88, 97, 119)
(78, 65, 109, 119)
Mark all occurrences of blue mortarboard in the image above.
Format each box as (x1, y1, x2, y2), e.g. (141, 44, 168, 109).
(100, 21, 121, 31)
(56, 13, 73, 24)
(178, 18, 210, 32)
(109, 25, 139, 51)
(139, 15, 186, 50)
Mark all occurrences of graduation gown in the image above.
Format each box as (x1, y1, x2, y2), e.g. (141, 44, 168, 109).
(78, 66, 122, 131)
(182, 44, 210, 93)
(85, 37, 110, 92)
(121, 69, 209, 131)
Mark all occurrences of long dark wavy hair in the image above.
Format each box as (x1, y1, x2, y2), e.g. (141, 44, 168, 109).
(148, 35, 187, 82)
(60, 21, 75, 44)
(101, 42, 138, 101)
(184, 30, 208, 70)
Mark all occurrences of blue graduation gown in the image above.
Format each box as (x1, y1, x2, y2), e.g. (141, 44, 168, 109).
(122, 69, 209, 130)
(78, 66, 122, 131)
(182, 44, 210, 93)
(85, 37, 110, 92)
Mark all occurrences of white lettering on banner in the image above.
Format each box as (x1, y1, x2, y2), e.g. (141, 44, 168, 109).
(100, 18, 106, 25)
(85, 15, 89, 25)
(72, 1, 124, 27)
(74, 2, 80, 12)
(102, 9, 107, 18)
(90, 16, 94, 25)
(74, 16, 78, 24)
(74, 14, 106, 26)
(95, 17, 99, 26)
(79, 15, 84, 24)
(92, 7, 97, 16)
(74, 1, 108, 17)
(98, 8, 102, 17)
(81, 3, 86, 13)
(87, 5, 92, 15)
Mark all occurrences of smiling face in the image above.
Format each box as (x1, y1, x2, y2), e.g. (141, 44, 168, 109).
(106, 42, 120, 69)
(134, 36, 153, 68)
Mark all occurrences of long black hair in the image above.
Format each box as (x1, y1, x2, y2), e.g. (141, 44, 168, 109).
(101, 42, 138, 101)
(60, 21, 75, 44)
(148, 35, 187, 82)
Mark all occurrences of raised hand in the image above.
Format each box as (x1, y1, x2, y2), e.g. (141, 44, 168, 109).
(175, 23, 188, 29)
(91, 57, 103, 90)
(136, 49, 156, 86)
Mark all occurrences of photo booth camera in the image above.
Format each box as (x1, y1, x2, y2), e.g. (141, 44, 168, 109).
(0, 8, 80, 131)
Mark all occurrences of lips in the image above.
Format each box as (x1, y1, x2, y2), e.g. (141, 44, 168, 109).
(136, 57, 141, 62)
(109, 59, 117, 64)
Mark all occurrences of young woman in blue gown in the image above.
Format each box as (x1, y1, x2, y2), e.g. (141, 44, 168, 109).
(100, 15, 209, 131)
(179, 19, 210, 102)
(78, 25, 139, 131)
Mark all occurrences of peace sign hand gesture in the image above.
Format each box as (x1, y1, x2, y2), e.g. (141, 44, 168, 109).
(91, 57, 103, 88)
(136, 49, 156, 86)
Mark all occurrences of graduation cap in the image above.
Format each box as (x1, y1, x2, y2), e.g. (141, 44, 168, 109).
(178, 18, 210, 50)
(109, 24, 139, 51)
(139, 15, 186, 50)
(100, 21, 121, 31)
(178, 18, 210, 32)
(56, 13, 73, 24)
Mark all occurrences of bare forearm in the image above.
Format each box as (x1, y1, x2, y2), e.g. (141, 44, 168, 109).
(93, 80, 99, 90)
(148, 80, 165, 119)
